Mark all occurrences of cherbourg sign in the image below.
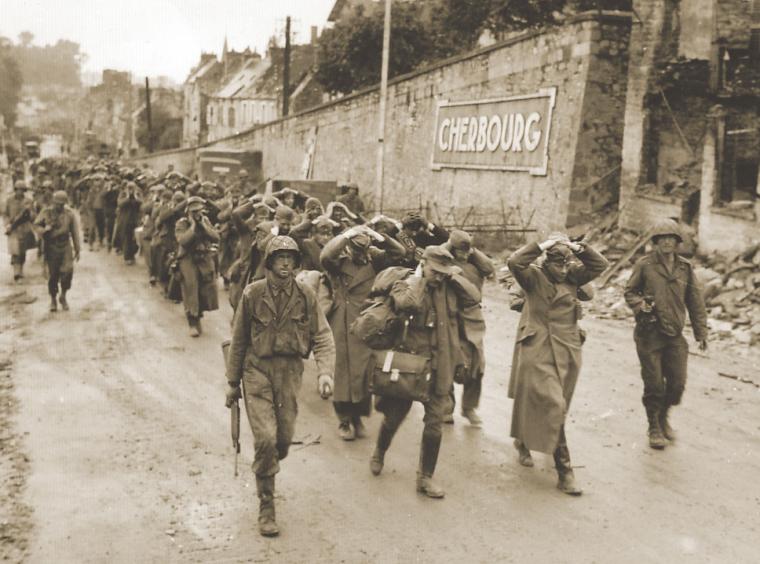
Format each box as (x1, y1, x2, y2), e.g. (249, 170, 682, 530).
(431, 87, 556, 176)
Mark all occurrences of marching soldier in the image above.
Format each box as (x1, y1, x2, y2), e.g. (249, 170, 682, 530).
(507, 235, 607, 495)
(4, 180, 35, 282)
(299, 216, 339, 272)
(34, 191, 81, 312)
(395, 211, 449, 268)
(336, 182, 365, 215)
(174, 196, 220, 336)
(225, 235, 335, 537)
(321, 224, 405, 440)
(116, 181, 143, 265)
(624, 219, 708, 449)
(369, 246, 480, 498)
(443, 230, 494, 426)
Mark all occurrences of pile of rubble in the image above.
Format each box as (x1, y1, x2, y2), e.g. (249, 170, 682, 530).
(496, 223, 760, 348)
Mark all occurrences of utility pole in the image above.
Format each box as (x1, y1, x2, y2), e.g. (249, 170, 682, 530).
(282, 16, 291, 118)
(375, 0, 392, 212)
(145, 77, 154, 153)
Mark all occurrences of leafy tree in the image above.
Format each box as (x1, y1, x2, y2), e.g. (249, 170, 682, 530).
(427, 0, 493, 60)
(0, 38, 23, 128)
(136, 106, 180, 152)
(315, 0, 632, 94)
(13, 38, 83, 88)
(18, 31, 33, 47)
(316, 3, 431, 95)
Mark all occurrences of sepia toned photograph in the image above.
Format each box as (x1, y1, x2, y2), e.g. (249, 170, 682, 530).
(1, 1, 758, 562)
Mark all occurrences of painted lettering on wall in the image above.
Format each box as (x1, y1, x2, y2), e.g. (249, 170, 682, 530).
(431, 88, 556, 176)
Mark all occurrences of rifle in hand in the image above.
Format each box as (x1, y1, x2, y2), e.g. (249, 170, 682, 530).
(222, 339, 241, 478)
(231, 399, 240, 477)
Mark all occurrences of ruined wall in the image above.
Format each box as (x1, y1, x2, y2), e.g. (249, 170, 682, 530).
(620, 0, 716, 231)
(134, 12, 631, 240)
(716, 0, 752, 44)
(567, 19, 631, 223)
(699, 123, 760, 253)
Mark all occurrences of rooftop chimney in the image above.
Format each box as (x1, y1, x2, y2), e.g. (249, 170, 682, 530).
(311, 26, 319, 45)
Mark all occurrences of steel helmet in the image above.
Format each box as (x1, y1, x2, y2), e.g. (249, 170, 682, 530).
(186, 196, 205, 212)
(52, 190, 68, 205)
(650, 219, 683, 242)
(13, 180, 27, 190)
(265, 235, 301, 269)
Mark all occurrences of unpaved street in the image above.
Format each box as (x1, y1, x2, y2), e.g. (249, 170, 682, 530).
(2, 237, 760, 564)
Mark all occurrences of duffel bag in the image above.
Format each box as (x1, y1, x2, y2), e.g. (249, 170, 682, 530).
(350, 297, 402, 350)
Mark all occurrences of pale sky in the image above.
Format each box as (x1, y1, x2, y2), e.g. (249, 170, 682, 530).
(1, 0, 337, 83)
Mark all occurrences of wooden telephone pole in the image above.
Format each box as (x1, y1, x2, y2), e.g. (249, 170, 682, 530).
(282, 16, 291, 118)
(145, 77, 154, 153)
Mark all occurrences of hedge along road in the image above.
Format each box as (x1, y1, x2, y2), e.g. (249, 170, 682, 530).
(2, 234, 759, 564)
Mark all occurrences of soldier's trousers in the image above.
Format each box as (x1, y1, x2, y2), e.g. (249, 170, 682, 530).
(447, 377, 481, 414)
(334, 397, 371, 424)
(634, 328, 688, 410)
(376, 391, 447, 474)
(242, 356, 304, 478)
(93, 209, 105, 243)
(46, 254, 73, 297)
(104, 213, 116, 248)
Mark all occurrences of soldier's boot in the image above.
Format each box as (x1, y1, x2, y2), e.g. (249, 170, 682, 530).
(12, 263, 22, 282)
(553, 444, 582, 496)
(514, 439, 534, 467)
(256, 476, 280, 537)
(49, 295, 58, 312)
(352, 416, 367, 439)
(462, 408, 482, 427)
(338, 416, 355, 441)
(416, 432, 445, 499)
(370, 422, 394, 476)
(59, 291, 69, 311)
(646, 405, 667, 449)
(659, 405, 676, 442)
(187, 314, 200, 338)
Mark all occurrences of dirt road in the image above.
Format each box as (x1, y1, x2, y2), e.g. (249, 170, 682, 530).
(1, 237, 759, 564)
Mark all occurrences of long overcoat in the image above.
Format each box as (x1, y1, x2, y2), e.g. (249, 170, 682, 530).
(321, 245, 392, 404)
(453, 248, 494, 379)
(175, 217, 220, 317)
(507, 242, 607, 453)
(5, 195, 35, 256)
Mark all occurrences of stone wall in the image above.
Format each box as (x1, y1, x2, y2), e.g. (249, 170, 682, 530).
(134, 12, 631, 242)
(134, 146, 196, 176)
(716, 0, 752, 44)
(200, 12, 630, 240)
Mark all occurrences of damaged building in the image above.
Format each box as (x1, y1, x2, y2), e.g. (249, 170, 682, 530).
(620, 0, 760, 253)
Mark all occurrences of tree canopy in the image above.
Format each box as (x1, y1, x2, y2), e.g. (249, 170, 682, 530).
(12, 33, 83, 88)
(0, 37, 23, 128)
(315, 0, 632, 95)
(315, 3, 431, 95)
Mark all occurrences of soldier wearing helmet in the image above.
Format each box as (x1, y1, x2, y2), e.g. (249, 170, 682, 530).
(320, 223, 406, 441)
(625, 219, 708, 450)
(34, 191, 81, 312)
(395, 210, 449, 268)
(174, 196, 220, 336)
(225, 235, 335, 537)
(4, 180, 35, 282)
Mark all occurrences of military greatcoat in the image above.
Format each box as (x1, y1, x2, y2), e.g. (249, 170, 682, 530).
(507, 242, 607, 453)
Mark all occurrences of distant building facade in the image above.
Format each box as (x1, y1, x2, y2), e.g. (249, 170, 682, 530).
(186, 36, 326, 145)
